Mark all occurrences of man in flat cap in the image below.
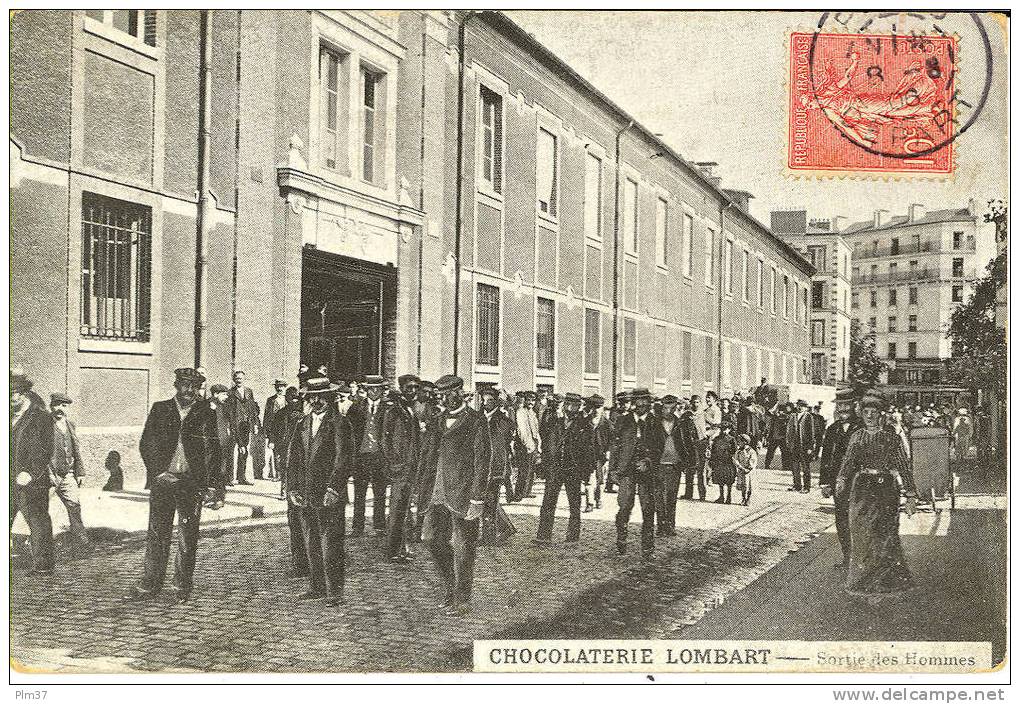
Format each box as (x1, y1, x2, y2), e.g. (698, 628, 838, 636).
(418, 375, 488, 615)
(382, 374, 422, 562)
(206, 384, 234, 510)
(287, 376, 353, 606)
(513, 390, 541, 501)
(536, 392, 596, 544)
(820, 385, 863, 571)
(263, 378, 290, 481)
(347, 374, 391, 536)
(132, 368, 220, 602)
(647, 394, 696, 536)
(11, 370, 55, 574)
(610, 388, 659, 557)
(47, 393, 89, 551)
(584, 394, 610, 511)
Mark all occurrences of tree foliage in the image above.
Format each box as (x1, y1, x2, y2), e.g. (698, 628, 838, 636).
(946, 201, 1007, 400)
(849, 318, 887, 397)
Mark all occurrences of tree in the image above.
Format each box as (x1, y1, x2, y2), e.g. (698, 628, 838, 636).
(946, 202, 1007, 401)
(848, 318, 887, 397)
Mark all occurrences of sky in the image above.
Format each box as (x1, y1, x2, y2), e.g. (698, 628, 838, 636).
(507, 11, 1009, 228)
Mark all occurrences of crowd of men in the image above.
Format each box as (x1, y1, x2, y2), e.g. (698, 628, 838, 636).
(11, 361, 990, 615)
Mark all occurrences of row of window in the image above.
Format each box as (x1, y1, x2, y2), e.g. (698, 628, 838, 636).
(853, 230, 970, 256)
(852, 257, 967, 281)
(851, 284, 964, 309)
(855, 315, 919, 333)
(887, 341, 919, 359)
(479, 86, 807, 319)
(476, 282, 803, 384)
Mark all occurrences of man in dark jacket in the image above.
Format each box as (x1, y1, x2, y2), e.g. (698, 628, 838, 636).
(346, 375, 390, 536)
(11, 371, 55, 574)
(820, 387, 864, 570)
(611, 388, 658, 557)
(785, 400, 818, 492)
(536, 393, 595, 544)
(272, 386, 309, 577)
(418, 375, 488, 615)
(131, 368, 221, 602)
(680, 395, 708, 501)
(382, 374, 422, 562)
(287, 377, 352, 607)
(263, 378, 289, 480)
(764, 403, 790, 470)
(206, 384, 234, 510)
(647, 394, 697, 536)
(585, 394, 611, 511)
(605, 391, 631, 494)
(226, 370, 262, 484)
(477, 386, 516, 545)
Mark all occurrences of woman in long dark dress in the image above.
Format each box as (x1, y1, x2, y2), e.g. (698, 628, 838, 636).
(836, 391, 919, 597)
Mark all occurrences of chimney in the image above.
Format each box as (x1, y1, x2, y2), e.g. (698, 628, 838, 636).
(694, 161, 723, 188)
(873, 209, 890, 228)
(908, 203, 926, 223)
(723, 189, 753, 214)
(967, 198, 977, 216)
(832, 215, 848, 232)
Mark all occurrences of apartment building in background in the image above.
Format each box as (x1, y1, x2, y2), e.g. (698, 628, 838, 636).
(10, 9, 814, 481)
(771, 210, 853, 387)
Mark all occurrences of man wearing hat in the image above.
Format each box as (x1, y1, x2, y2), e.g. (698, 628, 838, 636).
(513, 390, 542, 501)
(270, 386, 310, 577)
(536, 392, 596, 544)
(382, 374, 423, 562)
(206, 384, 234, 510)
(647, 394, 696, 536)
(537, 392, 562, 482)
(820, 385, 864, 571)
(477, 385, 517, 545)
(584, 394, 610, 511)
(605, 391, 631, 494)
(785, 399, 819, 493)
(610, 388, 658, 557)
(286, 376, 352, 606)
(11, 370, 56, 573)
(347, 374, 391, 535)
(679, 395, 708, 501)
(46, 392, 89, 551)
(132, 368, 221, 602)
(418, 375, 488, 615)
(263, 378, 290, 481)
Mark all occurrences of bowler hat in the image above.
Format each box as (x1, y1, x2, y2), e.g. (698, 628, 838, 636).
(362, 375, 387, 388)
(586, 394, 606, 408)
(10, 367, 32, 393)
(300, 377, 341, 396)
(50, 392, 73, 405)
(435, 375, 464, 393)
(563, 392, 583, 404)
(630, 387, 652, 400)
(615, 391, 630, 401)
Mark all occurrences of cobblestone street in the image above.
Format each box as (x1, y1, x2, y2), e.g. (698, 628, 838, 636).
(10, 467, 1003, 673)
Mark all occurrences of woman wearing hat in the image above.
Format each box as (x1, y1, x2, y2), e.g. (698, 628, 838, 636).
(836, 389, 918, 598)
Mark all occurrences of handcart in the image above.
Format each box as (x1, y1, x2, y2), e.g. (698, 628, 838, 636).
(908, 426, 956, 511)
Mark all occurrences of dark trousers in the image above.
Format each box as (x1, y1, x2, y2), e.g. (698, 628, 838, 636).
(480, 483, 516, 544)
(656, 464, 682, 532)
(17, 485, 54, 570)
(789, 453, 811, 490)
(287, 503, 309, 572)
(764, 438, 785, 470)
(536, 470, 581, 542)
(422, 504, 479, 605)
(140, 483, 203, 594)
(352, 454, 388, 533)
(301, 504, 345, 599)
(386, 477, 414, 558)
(514, 451, 537, 500)
(616, 471, 655, 554)
(683, 443, 707, 499)
(211, 451, 230, 501)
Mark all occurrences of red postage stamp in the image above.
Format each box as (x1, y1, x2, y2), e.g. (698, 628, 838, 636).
(788, 31, 958, 175)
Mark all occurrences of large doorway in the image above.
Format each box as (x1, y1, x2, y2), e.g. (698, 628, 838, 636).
(300, 248, 396, 382)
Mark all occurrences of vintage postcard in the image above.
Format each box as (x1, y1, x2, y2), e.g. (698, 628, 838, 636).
(7, 7, 1009, 689)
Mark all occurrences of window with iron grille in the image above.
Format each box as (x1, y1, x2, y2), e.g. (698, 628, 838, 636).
(480, 86, 503, 194)
(86, 10, 157, 46)
(476, 283, 499, 365)
(535, 297, 555, 370)
(80, 192, 152, 341)
(623, 318, 636, 377)
(583, 308, 600, 375)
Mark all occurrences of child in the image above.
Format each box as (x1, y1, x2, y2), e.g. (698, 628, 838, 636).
(709, 421, 737, 504)
(733, 433, 757, 506)
(102, 451, 123, 492)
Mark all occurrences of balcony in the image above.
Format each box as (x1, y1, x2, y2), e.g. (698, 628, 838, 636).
(854, 240, 937, 259)
(852, 267, 975, 284)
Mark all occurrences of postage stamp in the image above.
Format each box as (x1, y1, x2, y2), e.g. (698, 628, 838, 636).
(788, 31, 958, 175)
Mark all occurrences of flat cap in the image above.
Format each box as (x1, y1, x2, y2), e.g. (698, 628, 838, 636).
(614, 391, 631, 401)
(50, 392, 73, 405)
(420, 380, 437, 390)
(563, 392, 583, 404)
(397, 374, 421, 387)
(586, 393, 606, 407)
(175, 367, 206, 384)
(434, 375, 464, 393)
(661, 394, 679, 404)
(475, 385, 499, 398)
(210, 384, 229, 394)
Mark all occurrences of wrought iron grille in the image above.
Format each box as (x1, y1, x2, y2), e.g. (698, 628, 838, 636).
(80, 193, 152, 341)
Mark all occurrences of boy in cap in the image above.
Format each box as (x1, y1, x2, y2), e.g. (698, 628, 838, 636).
(132, 368, 221, 602)
(733, 433, 757, 506)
